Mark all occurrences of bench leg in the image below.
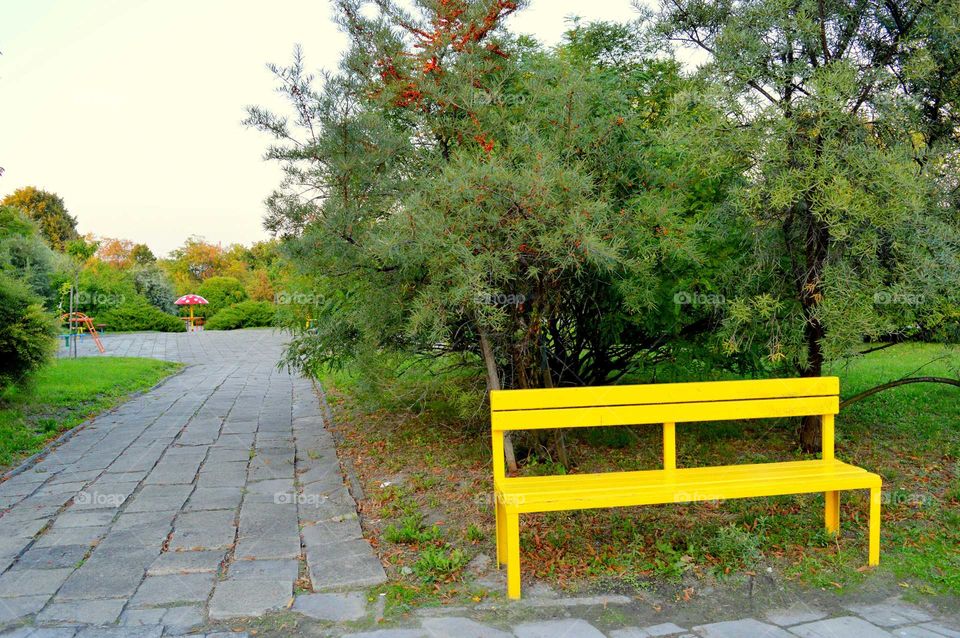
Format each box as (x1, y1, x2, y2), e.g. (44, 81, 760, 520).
(506, 511, 521, 599)
(825, 490, 840, 534)
(869, 486, 881, 566)
(495, 496, 506, 567)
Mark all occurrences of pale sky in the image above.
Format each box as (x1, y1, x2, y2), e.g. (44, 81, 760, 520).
(0, 1, 645, 257)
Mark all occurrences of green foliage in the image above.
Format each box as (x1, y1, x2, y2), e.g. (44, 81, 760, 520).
(131, 264, 175, 313)
(0, 187, 79, 251)
(412, 546, 469, 583)
(384, 514, 443, 544)
(98, 300, 186, 333)
(0, 206, 56, 301)
(196, 276, 248, 318)
(706, 524, 763, 573)
(0, 273, 57, 389)
(204, 300, 275, 330)
(130, 243, 156, 265)
(249, 2, 736, 391)
(657, 0, 960, 374)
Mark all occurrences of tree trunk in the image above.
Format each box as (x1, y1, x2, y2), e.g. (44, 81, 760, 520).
(480, 330, 517, 472)
(799, 203, 830, 454)
(799, 317, 825, 453)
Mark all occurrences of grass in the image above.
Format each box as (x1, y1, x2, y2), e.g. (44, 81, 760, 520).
(324, 342, 960, 610)
(0, 357, 182, 471)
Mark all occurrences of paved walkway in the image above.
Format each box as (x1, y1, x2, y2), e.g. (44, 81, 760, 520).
(0, 329, 384, 636)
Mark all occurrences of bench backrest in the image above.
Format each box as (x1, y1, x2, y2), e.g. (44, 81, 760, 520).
(490, 377, 840, 480)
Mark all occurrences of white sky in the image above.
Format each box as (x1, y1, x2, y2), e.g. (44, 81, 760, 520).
(0, 1, 646, 257)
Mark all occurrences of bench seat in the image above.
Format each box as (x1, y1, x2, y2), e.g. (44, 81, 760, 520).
(497, 459, 880, 513)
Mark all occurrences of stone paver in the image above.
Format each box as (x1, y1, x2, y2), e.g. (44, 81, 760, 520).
(513, 619, 606, 638)
(692, 619, 794, 638)
(0, 330, 374, 634)
(293, 592, 368, 622)
(789, 616, 893, 638)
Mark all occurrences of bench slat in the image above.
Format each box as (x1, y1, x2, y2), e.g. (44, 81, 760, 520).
(491, 395, 838, 430)
(490, 377, 839, 412)
(497, 460, 880, 514)
(498, 458, 859, 488)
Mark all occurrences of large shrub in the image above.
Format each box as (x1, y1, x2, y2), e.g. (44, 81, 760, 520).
(205, 301, 275, 330)
(99, 301, 186, 333)
(131, 264, 176, 313)
(0, 273, 58, 389)
(195, 276, 247, 318)
(0, 206, 57, 303)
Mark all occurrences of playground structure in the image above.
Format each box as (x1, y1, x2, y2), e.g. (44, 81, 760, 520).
(60, 311, 105, 353)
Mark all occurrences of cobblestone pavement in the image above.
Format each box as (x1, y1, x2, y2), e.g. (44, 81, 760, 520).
(1, 329, 385, 636)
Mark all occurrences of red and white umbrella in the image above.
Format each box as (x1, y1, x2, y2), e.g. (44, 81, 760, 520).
(174, 294, 208, 329)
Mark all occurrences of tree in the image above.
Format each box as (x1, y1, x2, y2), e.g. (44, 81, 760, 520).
(0, 206, 56, 302)
(1, 187, 79, 251)
(131, 264, 176, 313)
(657, 0, 960, 450)
(96, 237, 135, 269)
(0, 272, 57, 389)
(249, 2, 735, 467)
(196, 276, 248, 317)
(130, 243, 156, 265)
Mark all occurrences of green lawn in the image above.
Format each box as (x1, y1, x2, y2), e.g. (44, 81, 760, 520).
(0, 357, 182, 471)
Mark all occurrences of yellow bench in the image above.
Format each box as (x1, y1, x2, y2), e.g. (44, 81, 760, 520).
(490, 377, 881, 599)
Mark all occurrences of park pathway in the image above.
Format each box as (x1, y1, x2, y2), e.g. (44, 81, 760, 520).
(0, 329, 385, 636)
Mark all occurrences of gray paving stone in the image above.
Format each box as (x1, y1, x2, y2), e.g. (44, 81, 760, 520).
(147, 550, 225, 575)
(168, 510, 236, 550)
(183, 487, 243, 512)
(10, 544, 89, 570)
(610, 623, 688, 638)
(308, 539, 386, 589)
(918, 623, 960, 637)
(32, 525, 106, 549)
(341, 631, 427, 638)
(790, 616, 893, 638)
(513, 619, 606, 638)
(75, 626, 163, 638)
(36, 598, 126, 624)
(227, 559, 298, 581)
(208, 578, 292, 620)
(0, 594, 49, 624)
(892, 627, 953, 638)
(421, 616, 511, 637)
(765, 606, 829, 626)
(0, 568, 73, 596)
(844, 601, 934, 627)
(644, 623, 689, 636)
(55, 563, 147, 600)
(51, 510, 115, 528)
(692, 619, 793, 638)
(129, 573, 215, 606)
(293, 592, 367, 621)
(23, 628, 80, 638)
